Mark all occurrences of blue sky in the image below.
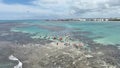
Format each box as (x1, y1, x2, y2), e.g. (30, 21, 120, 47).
(2, 0, 33, 5)
(0, 0, 120, 20)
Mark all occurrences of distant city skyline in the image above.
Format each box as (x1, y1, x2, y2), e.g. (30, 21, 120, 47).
(0, 0, 120, 20)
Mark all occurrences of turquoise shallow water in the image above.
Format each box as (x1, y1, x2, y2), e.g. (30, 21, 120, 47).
(0, 20, 120, 68)
(9, 21, 120, 45)
(71, 22, 120, 45)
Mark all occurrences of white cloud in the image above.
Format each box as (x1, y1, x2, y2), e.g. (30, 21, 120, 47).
(32, 0, 72, 13)
(0, 1, 61, 19)
(26, 0, 120, 18)
(71, 0, 120, 17)
(0, 0, 120, 19)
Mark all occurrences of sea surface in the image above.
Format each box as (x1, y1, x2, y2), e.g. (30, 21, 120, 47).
(0, 20, 120, 68)
(8, 20, 120, 45)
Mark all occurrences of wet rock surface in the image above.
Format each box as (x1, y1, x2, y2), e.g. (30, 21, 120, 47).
(5, 42, 118, 68)
(0, 22, 120, 68)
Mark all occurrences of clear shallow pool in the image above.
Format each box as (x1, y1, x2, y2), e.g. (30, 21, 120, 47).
(10, 21, 120, 45)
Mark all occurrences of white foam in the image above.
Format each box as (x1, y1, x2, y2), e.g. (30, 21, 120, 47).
(9, 55, 22, 68)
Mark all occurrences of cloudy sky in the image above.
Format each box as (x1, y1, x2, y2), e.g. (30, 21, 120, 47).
(0, 0, 120, 20)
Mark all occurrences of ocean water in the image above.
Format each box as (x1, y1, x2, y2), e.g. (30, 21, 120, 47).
(0, 20, 120, 68)
(67, 22, 120, 45)
(9, 21, 120, 45)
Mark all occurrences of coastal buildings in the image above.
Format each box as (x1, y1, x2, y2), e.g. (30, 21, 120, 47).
(46, 18, 120, 21)
(77, 18, 109, 21)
